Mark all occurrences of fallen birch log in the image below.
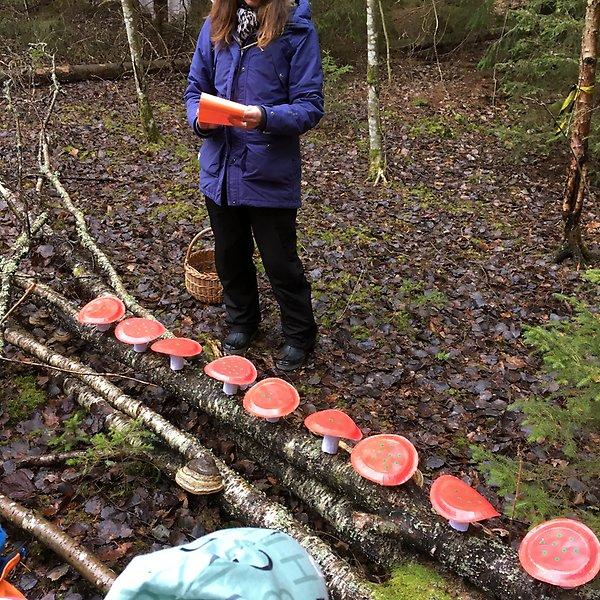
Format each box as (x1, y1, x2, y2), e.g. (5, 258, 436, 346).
(0, 493, 117, 593)
(0, 58, 191, 86)
(5, 326, 374, 600)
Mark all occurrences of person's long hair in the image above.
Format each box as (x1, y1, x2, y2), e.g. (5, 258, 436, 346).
(210, 0, 292, 48)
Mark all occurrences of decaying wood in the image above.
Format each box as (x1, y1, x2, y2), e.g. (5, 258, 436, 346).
(558, 0, 600, 263)
(0, 493, 117, 592)
(5, 326, 374, 600)
(0, 212, 47, 351)
(13, 449, 90, 468)
(20, 275, 600, 600)
(0, 58, 191, 86)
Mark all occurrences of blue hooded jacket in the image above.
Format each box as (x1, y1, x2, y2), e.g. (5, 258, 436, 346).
(184, 0, 324, 208)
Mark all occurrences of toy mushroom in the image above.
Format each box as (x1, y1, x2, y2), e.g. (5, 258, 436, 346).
(304, 409, 362, 454)
(204, 355, 257, 395)
(243, 377, 299, 423)
(114, 317, 166, 352)
(351, 434, 419, 486)
(430, 474, 500, 532)
(77, 295, 125, 332)
(518, 518, 600, 588)
(175, 456, 224, 495)
(151, 337, 202, 371)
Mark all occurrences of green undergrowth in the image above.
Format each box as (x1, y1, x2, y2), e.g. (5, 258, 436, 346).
(371, 562, 454, 600)
(6, 375, 47, 423)
(472, 276, 600, 531)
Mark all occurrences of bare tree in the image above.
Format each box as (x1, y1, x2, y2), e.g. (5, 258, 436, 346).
(366, 0, 387, 185)
(557, 0, 600, 263)
(120, 0, 160, 142)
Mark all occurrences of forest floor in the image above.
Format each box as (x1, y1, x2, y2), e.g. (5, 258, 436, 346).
(1, 50, 598, 599)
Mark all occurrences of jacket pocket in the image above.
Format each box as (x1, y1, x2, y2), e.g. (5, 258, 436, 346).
(242, 141, 299, 185)
(200, 140, 223, 176)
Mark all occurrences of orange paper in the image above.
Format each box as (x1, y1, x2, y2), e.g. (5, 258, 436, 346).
(197, 93, 247, 126)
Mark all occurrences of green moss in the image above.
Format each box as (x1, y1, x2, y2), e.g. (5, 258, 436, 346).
(149, 196, 206, 224)
(349, 324, 372, 341)
(6, 375, 47, 423)
(371, 562, 454, 600)
(408, 116, 454, 139)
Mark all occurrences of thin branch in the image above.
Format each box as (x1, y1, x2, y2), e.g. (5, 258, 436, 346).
(3, 81, 29, 234)
(492, 7, 510, 109)
(378, 0, 392, 84)
(430, 0, 448, 98)
(39, 138, 159, 323)
(0, 355, 158, 387)
(0, 282, 36, 325)
(0, 212, 48, 352)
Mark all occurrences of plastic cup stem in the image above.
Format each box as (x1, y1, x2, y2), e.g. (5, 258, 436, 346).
(449, 520, 469, 532)
(96, 324, 112, 332)
(266, 417, 280, 423)
(223, 382, 239, 395)
(322, 435, 340, 454)
(170, 356, 185, 371)
(133, 343, 148, 352)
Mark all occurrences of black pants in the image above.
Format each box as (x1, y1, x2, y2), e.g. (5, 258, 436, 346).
(205, 198, 317, 350)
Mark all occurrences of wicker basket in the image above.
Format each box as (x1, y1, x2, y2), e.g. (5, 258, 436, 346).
(184, 228, 223, 305)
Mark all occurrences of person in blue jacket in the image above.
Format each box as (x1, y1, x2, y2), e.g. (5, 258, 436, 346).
(184, 0, 324, 371)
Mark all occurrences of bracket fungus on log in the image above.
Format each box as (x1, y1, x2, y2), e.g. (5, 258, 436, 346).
(151, 337, 202, 371)
(76, 295, 125, 332)
(114, 317, 165, 352)
(175, 457, 224, 495)
(304, 409, 363, 454)
(430, 474, 500, 532)
(518, 518, 600, 589)
(351, 434, 418, 486)
(204, 355, 257, 395)
(243, 378, 299, 423)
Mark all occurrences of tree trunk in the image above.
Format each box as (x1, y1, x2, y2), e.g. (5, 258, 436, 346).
(366, 0, 386, 185)
(120, 0, 161, 142)
(17, 275, 600, 600)
(557, 0, 600, 263)
(0, 494, 117, 593)
(154, 0, 169, 33)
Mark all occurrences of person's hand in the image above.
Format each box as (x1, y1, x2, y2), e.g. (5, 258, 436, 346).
(230, 106, 263, 129)
(198, 121, 220, 130)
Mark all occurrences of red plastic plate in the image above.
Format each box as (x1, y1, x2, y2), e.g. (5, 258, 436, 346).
(518, 518, 600, 588)
(350, 434, 418, 486)
(77, 296, 125, 325)
(204, 356, 257, 385)
(243, 378, 299, 419)
(430, 475, 500, 523)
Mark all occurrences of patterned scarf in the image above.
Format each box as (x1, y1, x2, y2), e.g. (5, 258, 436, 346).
(236, 3, 259, 45)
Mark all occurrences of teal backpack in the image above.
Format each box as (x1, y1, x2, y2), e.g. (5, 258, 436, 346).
(105, 527, 329, 599)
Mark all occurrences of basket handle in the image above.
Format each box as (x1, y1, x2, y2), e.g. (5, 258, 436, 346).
(185, 227, 213, 264)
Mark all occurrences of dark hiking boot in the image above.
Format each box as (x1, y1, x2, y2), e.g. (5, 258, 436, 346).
(222, 331, 257, 355)
(275, 344, 311, 372)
